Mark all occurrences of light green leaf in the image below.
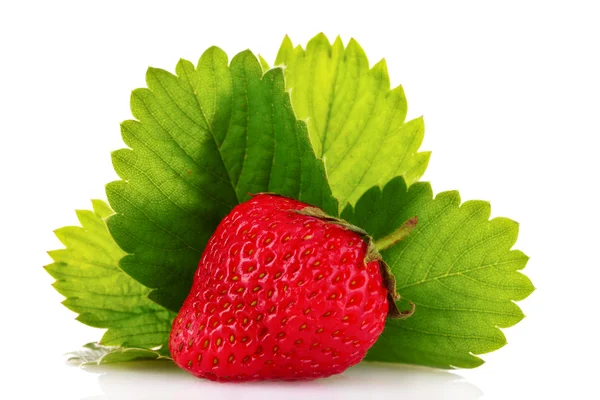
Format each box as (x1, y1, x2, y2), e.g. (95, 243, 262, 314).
(276, 34, 431, 209)
(258, 54, 270, 72)
(67, 342, 169, 365)
(106, 48, 337, 313)
(45, 200, 176, 356)
(342, 177, 534, 368)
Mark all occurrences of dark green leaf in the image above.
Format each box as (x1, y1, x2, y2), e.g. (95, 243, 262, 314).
(106, 48, 337, 312)
(343, 177, 534, 368)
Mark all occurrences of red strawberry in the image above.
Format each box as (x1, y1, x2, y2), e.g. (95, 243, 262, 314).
(169, 194, 404, 381)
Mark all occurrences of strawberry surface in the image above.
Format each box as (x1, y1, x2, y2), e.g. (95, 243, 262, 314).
(169, 194, 388, 381)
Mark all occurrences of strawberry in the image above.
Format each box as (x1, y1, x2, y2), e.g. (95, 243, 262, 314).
(169, 194, 407, 381)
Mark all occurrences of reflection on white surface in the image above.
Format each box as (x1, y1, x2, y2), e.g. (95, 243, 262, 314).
(80, 360, 482, 400)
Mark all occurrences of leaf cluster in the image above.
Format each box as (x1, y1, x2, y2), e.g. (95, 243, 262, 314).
(47, 34, 533, 368)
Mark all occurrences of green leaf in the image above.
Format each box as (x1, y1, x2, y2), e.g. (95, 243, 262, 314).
(67, 342, 169, 366)
(106, 48, 337, 312)
(276, 34, 431, 209)
(342, 177, 534, 368)
(45, 200, 176, 355)
(258, 54, 271, 72)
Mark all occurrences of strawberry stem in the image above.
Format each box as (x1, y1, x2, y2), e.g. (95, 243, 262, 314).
(374, 217, 418, 252)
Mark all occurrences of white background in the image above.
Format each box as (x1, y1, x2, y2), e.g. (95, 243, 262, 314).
(1, 1, 598, 398)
